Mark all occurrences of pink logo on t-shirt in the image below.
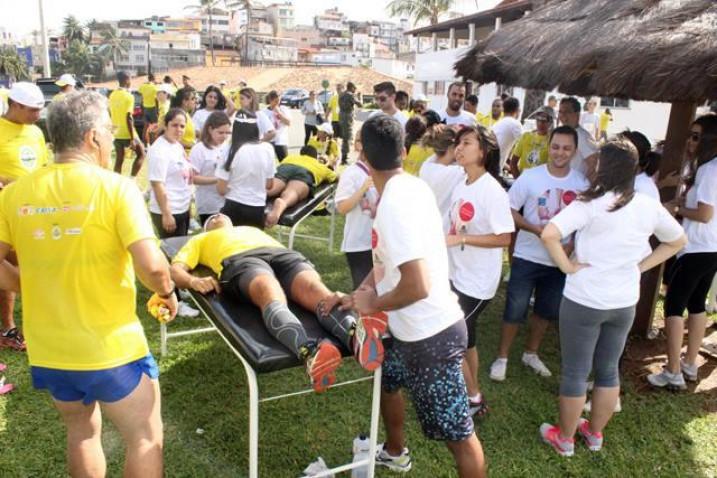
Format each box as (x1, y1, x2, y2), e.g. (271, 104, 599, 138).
(371, 228, 378, 249)
(449, 199, 474, 235)
(562, 190, 577, 205)
(459, 201, 475, 222)
(538, 189, 577, 224)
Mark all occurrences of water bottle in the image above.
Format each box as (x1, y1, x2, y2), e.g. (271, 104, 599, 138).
(351, 435, 371, 478)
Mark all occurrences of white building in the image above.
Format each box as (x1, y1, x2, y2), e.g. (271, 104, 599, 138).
(371, 57, 414, 80)
(267, 2, 295, 31)
(314, 8, 350, 35)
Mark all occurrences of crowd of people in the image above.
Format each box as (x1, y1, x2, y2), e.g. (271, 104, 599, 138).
(0, 71, 715, 478)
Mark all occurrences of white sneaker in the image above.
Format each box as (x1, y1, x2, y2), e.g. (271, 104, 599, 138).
(178, 289, 192, 301)
(647, 368, 687, 390)
(177, 301, 200, 318)
(583, 397, 622, 413)
(502, 270, 511, 283)
(189, 218, 202, 232)
(489, 358, 508, 381)
(680, 359, 699, 382)
(522, 352, 552, 377)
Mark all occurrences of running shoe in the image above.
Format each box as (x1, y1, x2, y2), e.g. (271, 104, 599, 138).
(681, 359, 699, 382)
(353, 312, 388, 371)
(539, 423, 575, 457)
(375, 443, 412, 472)
(306, 340, 342, 393)
(177, 301, 200, 318)
(577, 418, 603, 451)
(522, 352, 552, 377)
(489, 358, 508, 381)
(647, 368, 687, 391)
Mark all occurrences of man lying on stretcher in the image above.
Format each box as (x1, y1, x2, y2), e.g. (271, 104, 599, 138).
(169, 213, 387, 392)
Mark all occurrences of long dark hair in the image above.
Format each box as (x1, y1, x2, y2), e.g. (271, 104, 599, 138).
(170, 87, 195, 109)
(578, 139, 637, 211)
(455, 124, 501, 180)
(225, 110, 260, 171)
(200, 85, 227, 111)
(200, 111, 231, 148)
(685, 114, 717, 188)
(405, 115, 427, 153)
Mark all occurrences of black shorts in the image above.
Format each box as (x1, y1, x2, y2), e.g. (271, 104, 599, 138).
(273, 144, 288, 161)
(221, 199, 265, 229)
(114, 138, 131, 150)
(150, 211, 190, 239)
(219, 247, 315, 302)
(143, 106, 158, 124)
(276, 164, 315, 191)
(451, 282, 491, 349)
(664, 252, 717, 317)
(331, 121, 342, 138)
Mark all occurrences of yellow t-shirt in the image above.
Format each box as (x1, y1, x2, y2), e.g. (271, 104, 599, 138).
(157, 100, 170, 127)
(52, 92, 66, 103)
(0, 117, 49, 181)
(0, 88, 8, 112)
(281, 154, 337, 185)
(173, 226, 283, 275)
(403, 144, 434, 176)
(109, 88, 136, 140)
(478, 113, 503, 129)
(138, 82, 158, 108)
(0, 162, 156, 370)
(181, 113, 196, 150)
(328, 94, 339, 122)
(599, 112, 611, 133)
(514, 131, 549, 172)
(307, 135, 339, 162)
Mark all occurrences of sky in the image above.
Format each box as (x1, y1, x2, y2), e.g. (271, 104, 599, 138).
(3, 0, 501, 38)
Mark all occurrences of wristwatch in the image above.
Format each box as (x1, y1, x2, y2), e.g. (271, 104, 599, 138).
(158, 281, 176, 299)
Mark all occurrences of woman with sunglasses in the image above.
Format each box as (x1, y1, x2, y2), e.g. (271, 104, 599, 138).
(649, 114, 717, 390)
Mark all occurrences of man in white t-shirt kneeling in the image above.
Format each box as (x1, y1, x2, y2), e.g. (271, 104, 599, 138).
(490, 126, 588, 382)
(339, 115, 486, 477)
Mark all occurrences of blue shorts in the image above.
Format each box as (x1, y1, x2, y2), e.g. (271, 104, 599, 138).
(503, 257, 565, 324)
(31, 355, 159, 405)
(382, 320, 474, 442)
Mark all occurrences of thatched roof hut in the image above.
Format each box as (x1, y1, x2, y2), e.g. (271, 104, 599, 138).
(454, 0, 717, 103)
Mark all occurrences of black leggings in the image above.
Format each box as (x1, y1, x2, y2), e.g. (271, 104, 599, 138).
(221, 199, 265, 229)
(150, 211, 190, 239)
(450, 283, 491, 349)
(345, 250, 373, 289)
(273, 144, 288, 162)
(304, 124, 318, 145)
(664, 252, 717, 317)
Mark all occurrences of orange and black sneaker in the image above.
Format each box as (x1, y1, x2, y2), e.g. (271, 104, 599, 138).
(306, 340, 342, 393)
(353, 312, 389, 372)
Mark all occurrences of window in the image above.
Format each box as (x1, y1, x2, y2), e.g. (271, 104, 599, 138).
(425, 81, 434, 95)
(135, 55, 145, 62)
(434, 81, 445, 96)
(132, 44, 145, 51)
(600, 97, 630, 109)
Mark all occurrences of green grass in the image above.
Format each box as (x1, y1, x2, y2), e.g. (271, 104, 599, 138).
(1, 214, 716, 477)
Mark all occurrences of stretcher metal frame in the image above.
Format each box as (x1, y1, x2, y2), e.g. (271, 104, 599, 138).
(273, 183, 337, 252)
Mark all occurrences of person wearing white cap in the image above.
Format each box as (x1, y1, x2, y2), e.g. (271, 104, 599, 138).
(411, 93, 428, 116)
(53, 74, 77, 102)
(307, 122, 339, 168)
(0, 81, 49, 351)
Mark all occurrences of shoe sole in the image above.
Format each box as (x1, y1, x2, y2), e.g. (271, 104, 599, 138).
(309, 341, 342, 393)
(376, 459, 412, 472)
(355, 313, 388, 372)
(647, 377, 687, 391)
(577, 420, 603, 451)
(540, 434, 574, 457)
(522, 360, 552, 377)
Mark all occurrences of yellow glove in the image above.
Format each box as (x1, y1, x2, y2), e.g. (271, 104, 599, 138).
(147, 293, 171, 323)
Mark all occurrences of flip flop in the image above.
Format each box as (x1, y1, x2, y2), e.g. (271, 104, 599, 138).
(0, 376, 13, 395)
(0, 363, 6, 372)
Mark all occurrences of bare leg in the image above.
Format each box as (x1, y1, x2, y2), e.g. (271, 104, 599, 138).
(496, 322, 520, 358)
(288, 269, 333, 311)
(0, 290, 16, 331)
(102, 375, 163, 478)
(589, 386, 620, 434)
(247, 274, 287, 308)
(114, 145, 126, 174)
(265, 181, 310, 228)
(558, 395, 586, 439)
(381, 390, 406, 456)
(445, 434, 487, 478)
(525, 314, 550, 354)
(129, 142, 146, 177)
(665, 316, 684, 374)
(267, 178, 287, 198)
(685, 312, 708, 366)
(53, 399, 106, 478)
(463, 347, 480, 396)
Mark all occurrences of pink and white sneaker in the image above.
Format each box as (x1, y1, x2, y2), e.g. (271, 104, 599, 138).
(539, 423, 575, 457)
(577, 418, 603, 451)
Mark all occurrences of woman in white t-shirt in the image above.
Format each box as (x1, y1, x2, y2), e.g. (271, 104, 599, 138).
(538, 139, 685, 456)
(148, 108, 194, 239)
(649, 114, 717, 391)
(192, 85, 235, 134)
(264, 90, 291, 161)
(301, 90, 324, 146)
(216, 111, 276, 228)
(419, 126, 464, 232)
(447, 124, 515, 417)
(335, 135, 379, 288)
(189, 111, 231, 226)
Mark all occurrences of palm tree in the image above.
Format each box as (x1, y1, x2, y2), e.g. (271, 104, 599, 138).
(386, 0, 455, 26)
(62, 15, 86, 43)
(0, 47, 30, 81)
(96, 27, 129, 78)
(228, 0, 252, 65)
(185, 0, 229, 66)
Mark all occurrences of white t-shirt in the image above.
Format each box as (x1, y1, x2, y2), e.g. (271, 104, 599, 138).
(264, 106, 291, 146)
(255, 110, 275, 139)
(580, 111, 600, 139)
(510, 165, 588, 266)
(492, 116, 523, 169)
(189, 141, 228, 215)
(301, 99, 324, 126)
(440, 109, 477, 127)
(372, 174, 463, 342)
(634, 172, 660, 201)
(335, 161, 379, 252)
(551, 192, 684, 309)
(215, 142, 276, 206)
(369, 109, 409, 129)
(447, 173, 515, 300)
(148, 136, 193, 215)
(682, 157, 717, 255)
(192, 108, 211, 134)
(571, 126, 599, 175)
(418, 155, 465, 232)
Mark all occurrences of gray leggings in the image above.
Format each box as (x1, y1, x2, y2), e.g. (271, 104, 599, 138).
(559, 297, 635, 397)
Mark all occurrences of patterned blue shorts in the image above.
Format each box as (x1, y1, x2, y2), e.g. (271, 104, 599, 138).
(382, 320, 474, 441)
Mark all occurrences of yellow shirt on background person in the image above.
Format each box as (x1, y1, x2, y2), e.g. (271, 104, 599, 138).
(173, 226, 283, 275)
(0, 162, 156, 370)
(599, 112, 611, 134)
(281, 154, 337, 185)
(403, 144, 434, 176)
(0, 117, 49, 181)
(328, 94, 339, 122)
(181, 113, 196, 150)
(478, 113, 503, 129)
(109, 88, 136, 140)
(513, 131, 549, 172)
(52, 92, 66, 103)
(138, 82, 158, 108)
(157, 100, 170, 127)
(307, 135, 339, 163)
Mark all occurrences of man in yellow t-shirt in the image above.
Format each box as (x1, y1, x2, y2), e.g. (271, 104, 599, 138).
(0, 90, 176, 475)
(0, 82, 48, 349)
(169, 213, 387, 392)
(599, 108, 612, 142)
(109, 71, 145, 177)
(137, 73, 159, 125)
(307, 122, 339, 167)
(478, 97, 504, 129)
(265, 144, 337, 227)
(328, 83, 343, 144)
(53, 74, 77, 102)
(508, 106, 553, 177)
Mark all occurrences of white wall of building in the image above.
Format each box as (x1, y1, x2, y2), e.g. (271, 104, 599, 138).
(371, 58, 414, 80)
(604, 101, 671, 142)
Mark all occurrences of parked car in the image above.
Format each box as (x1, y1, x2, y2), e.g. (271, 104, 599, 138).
(280, 88, 309, 108)
(35, 77, 85, 106)
(131, 91, 146, 140)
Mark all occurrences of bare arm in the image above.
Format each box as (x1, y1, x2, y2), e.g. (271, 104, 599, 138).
(170, 262, 221, 295)
(541, 223, 586, 274)
(512, 208, 542, 236)
(351, 259, 429, 315)
(0, 242, 19, 292)
(261, 130, 276, 142)
(275, 107, 291, 126)
(678, 202, 713, 223)
(639, 235, 687, 273)
(336, 177, 373, 215)
(217, 178, 228, 196)
(447, 231, 512, 249)
(193, 175, 218, 186)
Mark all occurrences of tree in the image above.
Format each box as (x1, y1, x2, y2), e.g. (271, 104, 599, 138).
(62, 15, 86, 43)
(95, 26, 129, 76)
(185, 0, 231, 67)
(0, 47, 30, 81)
(386, 0, 455, 26)
(61, 40, 93, 77)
